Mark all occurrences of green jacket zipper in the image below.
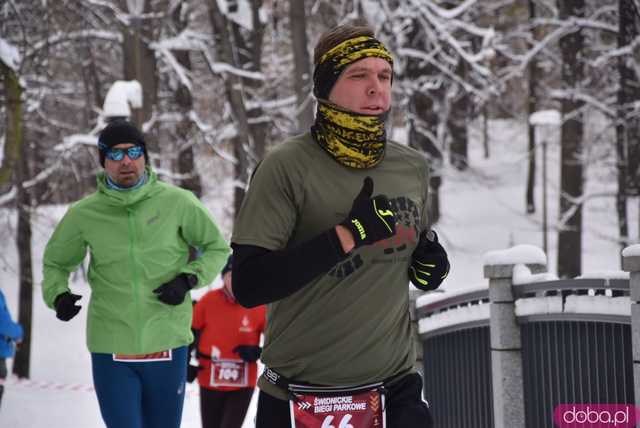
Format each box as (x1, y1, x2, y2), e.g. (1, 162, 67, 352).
(127, 207, 142, 353)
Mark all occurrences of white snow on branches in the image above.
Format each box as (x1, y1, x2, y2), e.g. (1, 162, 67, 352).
(102, 81, 143, 118)
(0, 38, 20, 71)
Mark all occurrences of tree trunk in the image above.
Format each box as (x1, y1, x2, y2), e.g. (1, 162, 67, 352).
(0, 64, 23, 187)
(525, 0, 538, 214)
(236, 0, 267, 162)
(408, 95, 443, 225)
(405, 19, 443, 224)
(448, 60, 469, 171)
(121, 2, 160, 154)
(13, 133, 32, 379)
(557, 0, 585, 279)
(207, 0, 265, 215)
(288, 0, 314, 132)
(207, 0, 254, 215)
(122, 25, 157, 127)
(172, 2, 202, 197)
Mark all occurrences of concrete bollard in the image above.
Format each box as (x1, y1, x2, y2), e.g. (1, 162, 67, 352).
(484, 246, 546, 428)
(622, 247, 640, 409)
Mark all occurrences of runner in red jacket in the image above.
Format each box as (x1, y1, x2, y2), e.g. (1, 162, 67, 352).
(190, 256, 266, 428)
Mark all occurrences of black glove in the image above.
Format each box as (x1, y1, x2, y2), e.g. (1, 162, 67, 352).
(340, 177, 396, 249)
(233, 345, 262, 363)
(187, 364, 201, 383)
(54, 292, 82, 321)
(409, 230, 450, 291)
(153, 273, 196, 305)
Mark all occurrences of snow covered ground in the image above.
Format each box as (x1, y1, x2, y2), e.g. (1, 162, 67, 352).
(0, 118, 625, 427)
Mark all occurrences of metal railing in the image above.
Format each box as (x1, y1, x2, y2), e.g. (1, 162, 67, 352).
(515, 277, 632, 428)
(415, 253, 636, 428)
(417, 287, 493, 428)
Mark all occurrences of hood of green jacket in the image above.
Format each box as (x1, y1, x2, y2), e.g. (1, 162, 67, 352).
(96, 166, 159, 207)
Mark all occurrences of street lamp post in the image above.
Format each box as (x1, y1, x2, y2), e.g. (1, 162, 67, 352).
(529, 109, 561, 257)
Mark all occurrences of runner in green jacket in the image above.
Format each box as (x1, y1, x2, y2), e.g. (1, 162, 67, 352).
(42, 120, 229, 428)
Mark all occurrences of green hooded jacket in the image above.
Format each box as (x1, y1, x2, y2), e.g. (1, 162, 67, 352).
(42, 168, 230, 354)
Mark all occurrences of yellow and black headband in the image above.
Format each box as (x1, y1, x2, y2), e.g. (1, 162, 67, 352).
(313, 36, 393, 100)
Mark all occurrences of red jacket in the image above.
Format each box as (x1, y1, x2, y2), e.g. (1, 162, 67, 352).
(192, 289, 266, 391)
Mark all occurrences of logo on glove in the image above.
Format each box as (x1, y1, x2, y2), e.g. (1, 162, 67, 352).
(351, 218, 366, 240)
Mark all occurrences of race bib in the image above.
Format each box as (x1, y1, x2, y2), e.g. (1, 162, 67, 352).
(210, 359, 248, 388)
(289, 383, 386, 428)
(113, 349, 172, 362)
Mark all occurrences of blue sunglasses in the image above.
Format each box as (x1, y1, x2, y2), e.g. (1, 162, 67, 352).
(99, 143, 144, 161)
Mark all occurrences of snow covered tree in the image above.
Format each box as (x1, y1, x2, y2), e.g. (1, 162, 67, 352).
(0, 40, 22, 189)
(616, 0, 640, 252)
(401, 12, 446, 224)
(0, 36, 30, 379)
(0, 0, 128, 377)
(207, 0, 267, 214)
(526, 0, 540, 214)
(120, 0, 162, 151)
(167, 1, 203, 196)
(288, 0, 314, 132)
(384, 0, 496, 223)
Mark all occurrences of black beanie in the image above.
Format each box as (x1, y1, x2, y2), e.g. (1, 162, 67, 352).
(98, 120, 148, 167)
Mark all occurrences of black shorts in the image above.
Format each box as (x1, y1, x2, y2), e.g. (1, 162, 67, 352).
(255, 372, 433, 428)
(200, 387, 255, 428)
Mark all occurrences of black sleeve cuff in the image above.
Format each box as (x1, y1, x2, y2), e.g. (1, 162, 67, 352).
(231, 228, 349, 308)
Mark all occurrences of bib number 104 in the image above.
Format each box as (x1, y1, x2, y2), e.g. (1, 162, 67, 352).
(321, 414, 354, 428)
(218, 367, 239, 381)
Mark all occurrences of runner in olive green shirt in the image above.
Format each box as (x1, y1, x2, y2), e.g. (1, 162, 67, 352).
(232, 23, 449, 428)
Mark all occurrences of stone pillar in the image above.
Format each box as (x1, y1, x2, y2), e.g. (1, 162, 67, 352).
(622, 250, 640, 408)
(484, 260, 546, 428)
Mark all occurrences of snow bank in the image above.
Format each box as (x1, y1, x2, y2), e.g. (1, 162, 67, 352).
(483, 245, 547, 266)
(576, 270, 629, 280)
(415, 284, 488, 309)
(513, 263, 558, 284)
(564, 295, 630, 316)
(515, 296, 563, 316)
(622, 244, 640, 258)
(418, 302, 490, 335)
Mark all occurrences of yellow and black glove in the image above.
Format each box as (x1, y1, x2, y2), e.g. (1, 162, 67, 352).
(340, 177, 396, 249)
(409, 230, 450, 291)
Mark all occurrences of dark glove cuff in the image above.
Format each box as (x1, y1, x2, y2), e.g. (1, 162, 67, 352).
(328, 227, 349, 257)
(54, 292, 70, 308)
(181, 273, 198, 289)
(339, 217, 366, 248)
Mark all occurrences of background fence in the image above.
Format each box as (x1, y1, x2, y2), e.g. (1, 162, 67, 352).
(415, 246, 639, 428)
